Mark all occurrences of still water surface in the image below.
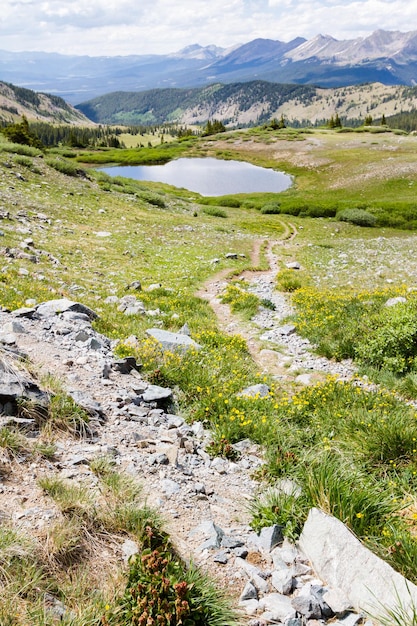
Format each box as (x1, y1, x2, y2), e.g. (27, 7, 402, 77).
(99, 157, 291, 196)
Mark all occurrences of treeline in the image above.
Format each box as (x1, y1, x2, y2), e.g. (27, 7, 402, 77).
(386, 110, 417, 132)
(27, 123, 126, 148)
(0, 117, 198, 149)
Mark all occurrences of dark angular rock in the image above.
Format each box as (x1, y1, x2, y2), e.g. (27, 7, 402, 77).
(112, 357, 141, 374)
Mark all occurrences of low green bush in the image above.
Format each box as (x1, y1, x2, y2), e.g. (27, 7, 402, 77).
(217, 197, 241, 208)
(202, 206, 228, 218)
(356, 301, 417, 374)
(336, 208, 376, 227)
(138, 192, 166, 208)
(221, 284, 260, 320)
(46, 157, 87, 178)
(105, 525, 238, 626)
(0, 142, 42, 157)
(13, 155, 34, 169)
(260, 202, 281, 214)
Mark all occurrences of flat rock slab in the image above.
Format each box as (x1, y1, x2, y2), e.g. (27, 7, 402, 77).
(141, 384, 173, 403)
(298, 508, 417, 616)
(146, 328, 201, 353)
(36, 299, 98, 320)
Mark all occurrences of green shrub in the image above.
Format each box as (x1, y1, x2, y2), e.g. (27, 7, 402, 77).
(221, 284, 260, 320)
(139, 192, 166, 208)
(336, 208, 376, 227)
(105, 526, 238, 626)
(217, 197, 241, 208)
(13, 155, 34, 169)
(276, 269, 302, 292)
(356, 301, 417, 374)
(305, 204, 337, 218)
(260, 202, 281, 214)
(46, 157, 87, 178)
(202, 206, 228, 218)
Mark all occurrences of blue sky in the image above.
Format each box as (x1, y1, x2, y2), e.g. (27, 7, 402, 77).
(1, 0, 415, 56)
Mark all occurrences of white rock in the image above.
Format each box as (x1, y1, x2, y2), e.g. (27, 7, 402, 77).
(298, 508, 417, 615)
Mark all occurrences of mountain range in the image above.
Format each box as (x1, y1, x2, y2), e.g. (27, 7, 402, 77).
(1, 30, 416, 104)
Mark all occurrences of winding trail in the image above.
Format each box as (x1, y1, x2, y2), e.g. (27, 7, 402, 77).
(197, 220, 355, 385)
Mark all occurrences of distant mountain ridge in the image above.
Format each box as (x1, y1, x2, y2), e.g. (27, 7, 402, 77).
(1, 29, 417, 103)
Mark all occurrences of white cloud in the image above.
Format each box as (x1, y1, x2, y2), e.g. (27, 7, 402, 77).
(0, 0, 415, 55)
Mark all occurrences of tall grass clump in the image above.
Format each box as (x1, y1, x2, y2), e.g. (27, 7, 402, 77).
(276, 269, 303, 292)
(221, 283, 260, 320)
(0, 142, 43, 157)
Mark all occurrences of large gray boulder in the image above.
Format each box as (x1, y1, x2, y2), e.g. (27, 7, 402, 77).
(36, 299, 98, 320)
(146, 328, 201, 353)
(298, 508, 417, 616)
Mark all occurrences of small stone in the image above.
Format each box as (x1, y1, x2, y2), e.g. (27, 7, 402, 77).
(385, 296, 407, 307)
(322, 588, 352, 615)
(211, 457, 228, 474)
(221, 536, 244, 549)
(160, 479, 181, 495)
(259, 594, 296, 622)
(240, 581, 258, 602)
(256, 524, 284, 552)
(213, 550, 229, 564)
(234, 546, 249, 558)
(238, 599, 259, 615)
(271, 568, 294, 595)
(291, 593, 321, 620)
(334, 612, 363, 626)
(238, 383, 270, 398)
(121, 539, 139, 563)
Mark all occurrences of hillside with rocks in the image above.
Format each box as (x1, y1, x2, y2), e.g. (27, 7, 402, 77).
(2, 125, 417, 623)
(0, 81, 92, 125)
(3, 264, 416, 625)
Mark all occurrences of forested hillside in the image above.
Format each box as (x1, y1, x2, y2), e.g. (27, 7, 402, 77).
(76, 80, 417, 128)
(76, 81, 316, 126)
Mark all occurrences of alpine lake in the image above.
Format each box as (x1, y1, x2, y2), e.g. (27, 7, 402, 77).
(99, 157, 292, 196)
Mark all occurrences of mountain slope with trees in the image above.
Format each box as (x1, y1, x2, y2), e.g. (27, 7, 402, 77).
(76, 80, 417, 128)
(0, 81, 91, 125)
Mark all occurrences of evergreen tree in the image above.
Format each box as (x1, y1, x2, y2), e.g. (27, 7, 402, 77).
(202, 119, 226, 136)
(334, 113, 342, 128)
(2, 116, 43, 149)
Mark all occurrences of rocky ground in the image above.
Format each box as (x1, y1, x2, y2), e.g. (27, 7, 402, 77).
(0, 230, 375, 625)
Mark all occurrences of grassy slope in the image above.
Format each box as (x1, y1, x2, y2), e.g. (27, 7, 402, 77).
(2, 128, 417, 621)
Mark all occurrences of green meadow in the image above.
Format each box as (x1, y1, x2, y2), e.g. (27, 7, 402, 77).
(1, 124, 417, 622)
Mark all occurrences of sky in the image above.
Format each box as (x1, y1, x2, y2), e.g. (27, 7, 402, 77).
(1, 0, 415, 57)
